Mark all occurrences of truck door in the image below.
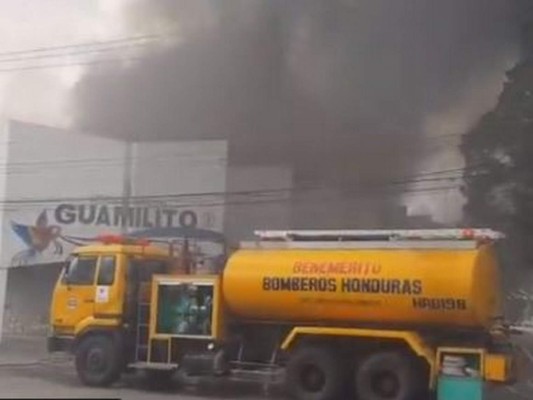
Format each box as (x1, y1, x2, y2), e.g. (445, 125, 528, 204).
(93, 255, 123, 320)
(51, 254, 98, 331)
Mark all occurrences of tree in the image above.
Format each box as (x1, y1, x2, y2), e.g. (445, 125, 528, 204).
(461, 20, 533, 314)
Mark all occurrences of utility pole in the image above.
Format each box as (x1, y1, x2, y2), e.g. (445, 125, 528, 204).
(121, 140, 133, 235)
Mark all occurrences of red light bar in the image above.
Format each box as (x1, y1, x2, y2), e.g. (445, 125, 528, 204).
(96, 234, 150, 246)
(461, 229, 475, 239)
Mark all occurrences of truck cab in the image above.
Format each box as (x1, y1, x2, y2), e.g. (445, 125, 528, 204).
(47, 235, 187, 385)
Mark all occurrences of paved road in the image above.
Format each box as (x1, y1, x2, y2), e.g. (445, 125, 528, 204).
(0, 361, 277, 400)
(0, 360, 528, 400)
(0, 337, 530, 399)
(0, 337, 274, 400)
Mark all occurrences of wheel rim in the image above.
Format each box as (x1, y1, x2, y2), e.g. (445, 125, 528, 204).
(86, 348, 107, 374)
(371, 371, 400, 398)
(300, 364, 326, 393)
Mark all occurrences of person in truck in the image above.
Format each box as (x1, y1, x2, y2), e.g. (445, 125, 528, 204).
(175, 285, 199, 334)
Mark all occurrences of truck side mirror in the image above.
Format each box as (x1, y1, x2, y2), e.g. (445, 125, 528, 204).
(62, 263, 72, 286)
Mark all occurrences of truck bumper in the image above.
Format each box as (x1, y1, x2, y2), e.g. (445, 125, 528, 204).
(47, 336, 74, 353)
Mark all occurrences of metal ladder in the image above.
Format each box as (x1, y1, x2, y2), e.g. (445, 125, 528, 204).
(135, 283, 151, 362)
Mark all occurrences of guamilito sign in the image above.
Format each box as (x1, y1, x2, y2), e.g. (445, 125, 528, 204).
(9, 202, 221, 267)
(54, 203, 204, 229)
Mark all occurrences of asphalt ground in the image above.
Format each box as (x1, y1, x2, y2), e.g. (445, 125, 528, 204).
(0, 336, 530, 399)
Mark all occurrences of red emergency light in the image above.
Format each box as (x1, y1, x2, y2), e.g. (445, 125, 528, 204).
(461, 229, 475, 239)
(96, 234, 151, 246)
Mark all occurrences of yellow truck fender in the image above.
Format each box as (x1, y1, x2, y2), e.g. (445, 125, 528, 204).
(281, 326, 437, 388)
(74, 316, 122, 339)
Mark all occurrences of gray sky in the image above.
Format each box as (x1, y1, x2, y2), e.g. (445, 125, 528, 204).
(0, 0, 130, 126)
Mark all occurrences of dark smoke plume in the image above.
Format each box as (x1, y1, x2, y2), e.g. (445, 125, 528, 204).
(74, 0, 517, 204)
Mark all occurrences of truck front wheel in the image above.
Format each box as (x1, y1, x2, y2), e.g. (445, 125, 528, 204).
(75, 335, 122, 387)
(285, 346, 346, 400)
(354, 351, 424, 400)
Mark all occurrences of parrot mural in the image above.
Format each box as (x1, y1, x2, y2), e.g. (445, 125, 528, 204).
(10, 210, 63, 266)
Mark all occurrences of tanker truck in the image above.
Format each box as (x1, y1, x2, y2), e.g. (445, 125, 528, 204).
(47, 229, 516, 400)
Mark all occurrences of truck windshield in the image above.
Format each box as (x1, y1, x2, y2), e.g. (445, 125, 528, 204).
(62, 255, 97, 286)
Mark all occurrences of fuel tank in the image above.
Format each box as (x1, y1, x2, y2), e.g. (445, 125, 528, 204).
(222, 244, 502, 330)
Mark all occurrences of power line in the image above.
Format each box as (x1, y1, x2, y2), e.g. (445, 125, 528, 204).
(0, 33, 169, 59)
(379, 174, 463, 187)
(350, 167, 471, 189)
(0, 173, 464, 204)
(409, 164, 481, 177)
(0, 163, 475, 206)
(0, 185, 462, 212)
(0, 32, 179, 73)
(425, 132, 466, 139)
(0, 57, 144, 73)
(0, 154, 227, 168)
(0, 41, 151, 65)
(166, 186, 462, 209)
(0, 147, 480, 207)
(0, 151, 478, 175)
(0, 187, 298, 206)
(0, 179, 463, 209)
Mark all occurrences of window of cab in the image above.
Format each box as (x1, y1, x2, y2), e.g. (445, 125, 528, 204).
(97, 256, 116, 286)
(62, 255, 98, 286)
(61, 254, 117, 286)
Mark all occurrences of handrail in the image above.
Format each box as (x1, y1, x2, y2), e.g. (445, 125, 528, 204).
(254, 229, 505, 242)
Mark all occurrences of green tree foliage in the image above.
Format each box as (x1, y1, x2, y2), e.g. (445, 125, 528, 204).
(462, 19, 533, 302)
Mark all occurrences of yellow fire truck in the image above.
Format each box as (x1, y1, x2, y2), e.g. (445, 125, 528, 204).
(48, 229, 516, 400)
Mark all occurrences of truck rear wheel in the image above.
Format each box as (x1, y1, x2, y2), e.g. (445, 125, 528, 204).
(75, 335, 122, 387)
(354, 351, 424, 400)
(285, 346, 346, 400)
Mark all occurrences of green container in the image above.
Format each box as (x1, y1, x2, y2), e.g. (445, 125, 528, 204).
(437, 376, 484, 400)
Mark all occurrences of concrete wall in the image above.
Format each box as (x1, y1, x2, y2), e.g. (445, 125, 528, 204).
(0, 120, 227, 338)
(0, 120, 127, 267)
(3, 264, 61, 337)
(131, 140, 227, 233)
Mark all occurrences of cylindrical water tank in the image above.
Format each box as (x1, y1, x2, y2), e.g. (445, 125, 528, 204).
(222, 245, 502, 330)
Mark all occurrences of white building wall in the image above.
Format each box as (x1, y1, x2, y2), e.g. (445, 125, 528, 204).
(132, 140, 227, 233)
(0, 121, 11, 339)
(1, 120, 126, 267)
(0, 120, 227, 339)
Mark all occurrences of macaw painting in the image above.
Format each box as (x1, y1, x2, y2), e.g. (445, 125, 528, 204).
(10, 211, 63, 266)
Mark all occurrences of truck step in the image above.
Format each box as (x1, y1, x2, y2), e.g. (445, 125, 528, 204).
(177, 369, 285, 386)
(128, 362, 177, 371)
(229, 360, 278, 370)
(230, 368, 285, 384)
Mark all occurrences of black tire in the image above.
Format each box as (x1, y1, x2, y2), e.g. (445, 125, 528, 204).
(75, 335, 122, 387)
(354, 351, 425, 400)
(285, 346, 346, 400)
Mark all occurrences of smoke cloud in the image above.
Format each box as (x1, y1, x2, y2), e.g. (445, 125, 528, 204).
(74, 0, 518, 215)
